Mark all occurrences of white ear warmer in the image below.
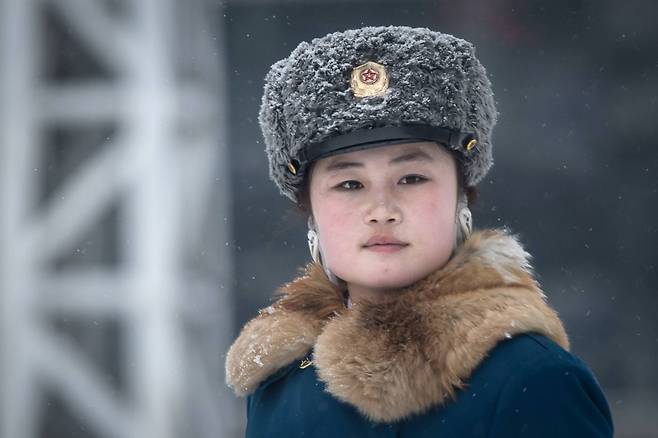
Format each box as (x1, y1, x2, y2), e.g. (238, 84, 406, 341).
(454, 191, 473, 250)
(307, 216, 343, 286)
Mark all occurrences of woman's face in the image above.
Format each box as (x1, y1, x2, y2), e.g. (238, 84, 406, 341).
(309, 141, 458, 295)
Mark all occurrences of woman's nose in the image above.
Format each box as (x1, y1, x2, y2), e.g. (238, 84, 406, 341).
(364, 196, 402, 225)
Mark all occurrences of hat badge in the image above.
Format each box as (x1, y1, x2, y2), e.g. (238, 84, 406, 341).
(351, 61, 389, 98)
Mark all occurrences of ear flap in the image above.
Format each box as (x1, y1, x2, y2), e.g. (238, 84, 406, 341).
(454, 190, 472, 249)
(307, 216, 345, 288)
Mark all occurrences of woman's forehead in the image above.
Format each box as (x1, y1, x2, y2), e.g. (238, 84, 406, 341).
(315, 141, 452, 172)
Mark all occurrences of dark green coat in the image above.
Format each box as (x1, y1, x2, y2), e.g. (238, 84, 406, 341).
(226, 230, 614, 437)
(246, 333, 613, 437)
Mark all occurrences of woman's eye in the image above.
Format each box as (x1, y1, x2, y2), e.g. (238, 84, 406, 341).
(336, 180, 363, 190)
(399, 175, 427, 185)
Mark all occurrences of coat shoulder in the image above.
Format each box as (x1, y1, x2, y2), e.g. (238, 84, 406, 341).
(478, 332, 614, 437)
(480, 331, 582, 377)
(459, 331, 592, 401)
(400, 332, 614, 437)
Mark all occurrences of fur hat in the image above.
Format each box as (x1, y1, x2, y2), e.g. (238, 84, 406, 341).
(259, 26, 498, 203)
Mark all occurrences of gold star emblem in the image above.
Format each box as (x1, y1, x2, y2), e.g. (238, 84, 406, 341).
(351, 61, 389, 98)
(360, 68, 379, 84)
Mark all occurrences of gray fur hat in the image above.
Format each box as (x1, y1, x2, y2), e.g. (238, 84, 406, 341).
(259, 25, 498, 203)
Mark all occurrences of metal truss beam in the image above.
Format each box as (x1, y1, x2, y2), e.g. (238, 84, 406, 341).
(0, 0, 237, 437)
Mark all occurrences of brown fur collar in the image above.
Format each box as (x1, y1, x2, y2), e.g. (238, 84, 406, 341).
(225, 228, 569, 422)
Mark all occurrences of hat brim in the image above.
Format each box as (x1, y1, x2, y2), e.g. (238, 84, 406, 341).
(301, 124, 474, 163)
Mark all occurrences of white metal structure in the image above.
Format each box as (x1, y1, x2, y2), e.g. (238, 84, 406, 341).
(0, 0, 238, 437)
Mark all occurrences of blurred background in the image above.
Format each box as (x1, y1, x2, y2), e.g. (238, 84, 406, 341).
(0, 0, 655, 437)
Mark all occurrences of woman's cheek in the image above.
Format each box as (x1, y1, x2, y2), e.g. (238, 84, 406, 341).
(320, 204, 356, 254)
(410, 192, 454, 231)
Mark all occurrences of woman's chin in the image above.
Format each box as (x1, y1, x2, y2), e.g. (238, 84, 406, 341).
(331, 258, 446, 293)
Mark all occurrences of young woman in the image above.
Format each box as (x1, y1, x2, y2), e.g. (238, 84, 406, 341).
(226, 26, 614, 437)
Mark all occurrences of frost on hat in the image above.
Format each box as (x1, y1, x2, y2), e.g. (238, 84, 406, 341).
(259, 25, 498, 203)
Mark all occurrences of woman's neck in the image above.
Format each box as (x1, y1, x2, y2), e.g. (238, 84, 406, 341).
(347, 283, 401, 305)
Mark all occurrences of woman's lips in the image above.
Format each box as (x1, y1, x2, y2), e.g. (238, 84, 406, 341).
(363, 236, 409, 253)
(364, 243, 408, 253)
(364, 235, 408, 247)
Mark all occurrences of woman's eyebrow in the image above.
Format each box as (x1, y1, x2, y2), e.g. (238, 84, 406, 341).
(389, 150, 435, 164)
(324, 149, 434, 172)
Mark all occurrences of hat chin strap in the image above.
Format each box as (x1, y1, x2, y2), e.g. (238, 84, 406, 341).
(307, 197, 473, 289)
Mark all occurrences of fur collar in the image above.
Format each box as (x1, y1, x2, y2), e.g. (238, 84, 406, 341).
(225, 228, 569, 422)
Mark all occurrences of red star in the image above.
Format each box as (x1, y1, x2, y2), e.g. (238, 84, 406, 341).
(360, 68, 379, 84)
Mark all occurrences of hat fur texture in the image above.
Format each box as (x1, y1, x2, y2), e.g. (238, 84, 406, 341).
(259, 26, 498, 202)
